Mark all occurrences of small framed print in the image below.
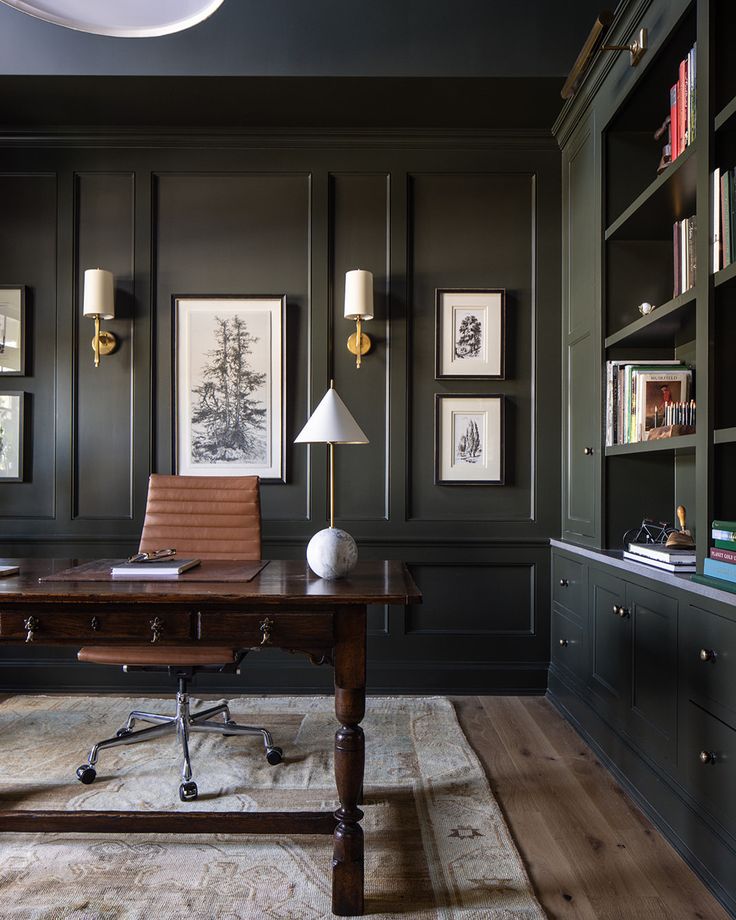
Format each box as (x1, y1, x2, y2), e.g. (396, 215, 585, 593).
(435, 288, 505, 379)
(174, 295, 286, 482)
(435, 394, 504, 485)
(0, 391, 24, 481)
(0, 286, 26, 376)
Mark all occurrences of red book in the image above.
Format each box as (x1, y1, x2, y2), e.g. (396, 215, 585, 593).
(678, 59, 687, 153)
(710, 547, 736, 565)
(670, 83, 679, 160)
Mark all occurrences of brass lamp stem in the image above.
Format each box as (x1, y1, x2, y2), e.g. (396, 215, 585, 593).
(356, 317, 362, 369)
(329, 441, 335, 529)
(94, 314, 101, 368)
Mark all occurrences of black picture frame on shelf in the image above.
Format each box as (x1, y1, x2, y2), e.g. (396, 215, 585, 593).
(0, 286, 26, 377)
(434, 393, 505, 486)
(435, 288, 506, 380)
(0, 391, 25, 482)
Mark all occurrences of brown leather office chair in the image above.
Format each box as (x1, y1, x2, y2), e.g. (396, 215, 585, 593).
(75, 474, 282, 802)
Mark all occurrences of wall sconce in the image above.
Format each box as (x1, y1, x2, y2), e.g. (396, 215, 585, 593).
(344, 269, 373, 369)
(83, 268, 117, 368)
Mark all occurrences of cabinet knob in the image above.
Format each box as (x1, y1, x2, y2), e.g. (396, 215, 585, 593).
(23, 616, 39, 644)
(583, 447, 594, 456)
(699, 648, 717, 663)
(612, 604, 619, 615)
(612, 605, 629, 618)
(559, 578, 569, 587)
(559, 638, 569, 647)
(699, 750, 716, 765)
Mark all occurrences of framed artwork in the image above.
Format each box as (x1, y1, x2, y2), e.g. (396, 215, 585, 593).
(435, 394, 504, 485)
(0, 392, 24, 481)
(0, 286, 26, 376)
(435, 288, 505, 379)
(174, 295, 286, 482)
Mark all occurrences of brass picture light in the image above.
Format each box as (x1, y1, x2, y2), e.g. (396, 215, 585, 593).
(561, 10, 647, 100)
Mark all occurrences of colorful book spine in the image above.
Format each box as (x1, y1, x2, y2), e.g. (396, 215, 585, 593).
(713, 528, 736, 542)
(670, 84, 679, 160)
(713, 168, 721, 272)
(713, 520, 736, 531)
(715, 539, 736, 551)
(730, 168, 736, 266)
(687, 217, 697, 289)
(710, 547, 736, 564)
(678, 59, 687, 155)
(704, 558, 736, 584)
(673, 220, 681, 297)
(722, 171, 732, 269)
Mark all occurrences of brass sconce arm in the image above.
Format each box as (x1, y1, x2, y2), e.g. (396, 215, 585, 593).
(91, 314, 117, 368)
(347, 317, 371, 369)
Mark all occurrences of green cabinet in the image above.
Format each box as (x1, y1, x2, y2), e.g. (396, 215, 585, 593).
(588, 567, 629, 724)
(561, 111, 600, 546)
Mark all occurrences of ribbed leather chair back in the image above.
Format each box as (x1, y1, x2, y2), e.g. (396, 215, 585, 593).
(138, 475, 261, 561)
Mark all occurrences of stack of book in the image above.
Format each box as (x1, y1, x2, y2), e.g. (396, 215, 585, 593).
(605, 360, 693, 446)
(699, 521, 736, 588)
(623, 542, 696, 573)
(669, 43, 696, 163)
(712, 166, 736, 272)
(673, 216, 697, 297)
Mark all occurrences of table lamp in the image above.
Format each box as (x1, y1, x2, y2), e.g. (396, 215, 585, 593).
(295, 380, 368, 578)
(82, 268, 117, 367)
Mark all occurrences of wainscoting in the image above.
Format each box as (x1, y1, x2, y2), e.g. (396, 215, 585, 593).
(0, 130, 560, 692)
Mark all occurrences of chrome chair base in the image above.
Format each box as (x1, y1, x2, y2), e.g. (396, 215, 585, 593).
(76, 679, 282, 801)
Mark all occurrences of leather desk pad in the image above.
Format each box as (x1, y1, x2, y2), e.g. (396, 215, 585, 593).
(40, 559, 270, 582)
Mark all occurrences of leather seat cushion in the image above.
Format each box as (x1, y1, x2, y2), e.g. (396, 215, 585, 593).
(78, 646, 237, 667)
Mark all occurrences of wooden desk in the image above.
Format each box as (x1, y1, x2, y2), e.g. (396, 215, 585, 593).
(0, 558, 422, 917)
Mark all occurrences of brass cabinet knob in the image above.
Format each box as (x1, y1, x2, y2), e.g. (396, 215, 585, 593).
(559, 578, 569, 587)
(612, 604, 619, 615)
(699, 648, 717, 663)
(259, 617, 274, 646)
(559, 638, 569, 647)
(149, 617, 164, 644)
(23, 616, 39, 644)
(583, 447, 594, 456)
(699, 750, 716, 765)
(91, 616, 101, 632)
(612, 605, 630, 618)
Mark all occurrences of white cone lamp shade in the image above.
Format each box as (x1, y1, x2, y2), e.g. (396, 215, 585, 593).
(0, 0, 226, 37)
(295, 383, 368, 580)
(82, 269, 115, 319)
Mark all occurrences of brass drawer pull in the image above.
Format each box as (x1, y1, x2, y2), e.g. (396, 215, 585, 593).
(91, 617, 101, 632)
(612, 605, 629, 619)
(559, 638, 569, 647)
(699, 750, 717, 765)
(149, 617, 164, 644)
(583, 446, 594, 456)
(260, 617, 274, 646)
(559, 578, 569, 587)
(699, 648, 717, 663)
(23, 616, 39, 643)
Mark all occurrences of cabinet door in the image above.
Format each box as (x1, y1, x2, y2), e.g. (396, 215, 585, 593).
(588, 567, 629, 724)
(627, 583, 678, 765)
(562, 112, 601, 545)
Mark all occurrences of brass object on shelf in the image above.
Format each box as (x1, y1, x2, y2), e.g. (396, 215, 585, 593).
(666, 505, 695, 549)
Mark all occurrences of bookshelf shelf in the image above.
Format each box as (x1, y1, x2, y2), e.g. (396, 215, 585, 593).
(604, 143, 697, 241)
(714, 259, 736, 288)
(605, 434, 697, 457)
(715, 94, 736, 132)
(604, 289, 696, 349)
(714, 427, 736, 445)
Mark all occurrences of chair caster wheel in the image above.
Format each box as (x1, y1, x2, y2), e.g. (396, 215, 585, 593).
(76, 765, 96, 785)
(179, 781, 198, 802)
(266, 747, 283, 766)
(116, 728, 131, 738)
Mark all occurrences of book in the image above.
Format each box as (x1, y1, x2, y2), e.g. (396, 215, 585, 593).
(715, 538, 736, 551)
(673, 219, 681, 296)
(0, 565, 19, 577)
(623, 552, 696, 573)
(730, 169, 736, 266)
(691, 573, 736, 596)
(690, 44, 696, 145)
(713, 168, 721, 272)
(628, 543, 696, 563)
(687, 216, 697, 289)
(722, 170, 732, 269)
(710, 547, 736, 565)
(713, 519, 736, 531)
(678, 58, 687, 156)
(713, 528, 736, 542)
(111, 558, 201, 577)
(670, 83, 679, 160)
(604, 361, 688, 446)
(704, 558, 736, 584)
(634, 369, 692, 441)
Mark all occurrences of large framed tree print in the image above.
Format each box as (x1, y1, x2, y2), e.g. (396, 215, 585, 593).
(174, 295, 285, 482)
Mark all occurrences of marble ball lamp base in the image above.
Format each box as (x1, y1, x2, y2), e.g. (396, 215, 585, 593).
(306, 527, 358, 579)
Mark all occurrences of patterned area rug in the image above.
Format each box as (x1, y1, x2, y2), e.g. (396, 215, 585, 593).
(0, 695, 545, 919)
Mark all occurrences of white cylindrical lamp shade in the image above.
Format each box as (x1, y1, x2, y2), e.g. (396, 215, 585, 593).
(344, 269, 374, 321)
(83, 269, 115, 320)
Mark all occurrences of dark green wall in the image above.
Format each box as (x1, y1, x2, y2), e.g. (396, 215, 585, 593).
(0, 131, 561, 693)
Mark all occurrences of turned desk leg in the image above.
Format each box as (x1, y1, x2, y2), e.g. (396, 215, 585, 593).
(332, 606, 366, 917)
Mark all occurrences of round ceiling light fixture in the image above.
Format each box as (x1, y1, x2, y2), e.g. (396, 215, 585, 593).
(0, 0, 226, 37)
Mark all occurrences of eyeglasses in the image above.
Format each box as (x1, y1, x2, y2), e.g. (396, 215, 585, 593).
(127, 549, 177, 564)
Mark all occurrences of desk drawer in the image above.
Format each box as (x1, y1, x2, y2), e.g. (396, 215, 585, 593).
(551, 604, 586, 682)
(681, 604, 736, 727)
(681, 701, 736, 836)
(0, 608, 195, 644)
(198, 611, 334, 649)
(552, 552, 586, 619)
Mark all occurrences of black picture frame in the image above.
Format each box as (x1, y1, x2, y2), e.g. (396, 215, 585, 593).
(434, 393, 505, 486)
(0, 391, 25, 482)
(172, 294, 287, 484)
(435, 288, 506, 380)
(0, 286, 26, 377)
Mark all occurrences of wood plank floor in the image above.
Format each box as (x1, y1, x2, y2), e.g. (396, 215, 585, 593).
(452, 695, 730, 920)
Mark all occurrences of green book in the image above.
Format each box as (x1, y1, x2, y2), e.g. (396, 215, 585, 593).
(713, 520, 736, 531)
(715, 539, 736, 551)
(692, 573, 736, 597)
